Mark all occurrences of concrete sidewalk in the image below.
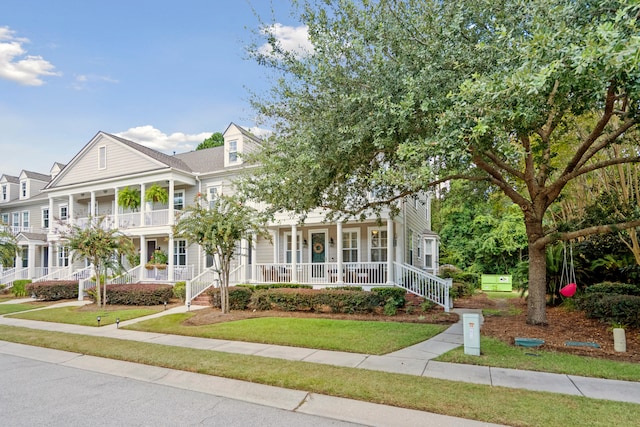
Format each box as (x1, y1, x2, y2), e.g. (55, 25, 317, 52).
(1, 299, 639, 408)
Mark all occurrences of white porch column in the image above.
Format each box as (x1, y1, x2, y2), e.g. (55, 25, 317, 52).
(240, 238, 248, 283)
(168, 179, 175, 226)
(386, 218, 394, 285)
(336, 222, 344, 284)
(291, 224, 297, 282)
(140, 235, 147, 268)
(28, 243, 36, 278)
(251, 234, 257, 283)
(90, 191, 96, 218)
(140, 183, 146, 226)
(114, 187, 119, 228)
(49, 242, 55, 269)
(68, 194, 74, 225)
(168, 234, 175, 281)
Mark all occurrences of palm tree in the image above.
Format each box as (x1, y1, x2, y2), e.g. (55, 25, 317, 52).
(0, 227, 17, 268)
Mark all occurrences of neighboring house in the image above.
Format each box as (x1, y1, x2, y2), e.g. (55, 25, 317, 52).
(0, 123, 448, 308)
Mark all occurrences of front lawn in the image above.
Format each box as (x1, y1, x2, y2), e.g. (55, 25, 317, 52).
(126, 314, 447, 354)
(7, 306, 161, 326)
(0, 303, 44, 315)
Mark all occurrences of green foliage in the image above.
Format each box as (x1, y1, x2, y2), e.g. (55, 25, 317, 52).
(0, 227, 18, 266)
(208, 286, 253, 310)
(579, 294, 640, 328)
(584, 282, 640, 296)
(173, 281, 186, 302)
(249, 288, 382, 314)
(253, 283, 312, 290)
(11, 279, 32, 297)
(371, 287, 406, 308)
(26, 281, 78, 301)
(421, 300, 436, 312)
(383, 298, 398, 316)
(117, 186, 141, 211)
(196, 132, 224, 150)
(89, 284, 173, 305)
(144, 183, 168, 204)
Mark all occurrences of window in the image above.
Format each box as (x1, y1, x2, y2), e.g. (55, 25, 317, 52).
(42, 208, 49, 229)
(342, 230, 359, 262)
(424, 238, 434, 268)
(174, 240, 187, 266)
(1, 213, 8, 225)
(22, 211, 29, 229)
(12, 212, 19, 230)
(285, 232, 302, 263)
(408, 230, 414, 266)
(99, 146, 107, 169)
(206, 254, 215, 268)
(59, 246, 69, 267)
(22, 247, 28, 268)
(174, 191, 184, 210)
(208, 186, 219, 209)
(60, 205, 68, 221)
(1, 185, 6, 201)
(369, 228, 388, 262)
(228, 140, 238, 163)
(21, 181, 27, 198)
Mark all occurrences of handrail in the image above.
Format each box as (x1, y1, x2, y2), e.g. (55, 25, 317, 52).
(394, 262, 452, 312)
(185, 267, 219, 305)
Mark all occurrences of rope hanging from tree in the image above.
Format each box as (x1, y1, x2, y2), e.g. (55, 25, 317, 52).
(560, 242, 577, 297)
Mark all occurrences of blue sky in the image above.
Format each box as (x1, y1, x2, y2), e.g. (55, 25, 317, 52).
(0, 1, 310, 176)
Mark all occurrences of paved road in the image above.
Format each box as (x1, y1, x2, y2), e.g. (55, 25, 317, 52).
(0, 353, 362, 427)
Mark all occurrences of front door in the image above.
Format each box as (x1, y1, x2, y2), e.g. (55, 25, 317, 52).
(147, 240, 157, 262)
(311, 232, 326, 278)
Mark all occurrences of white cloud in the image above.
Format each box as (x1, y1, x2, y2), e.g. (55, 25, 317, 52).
(115, 125, 212, 153)
(0, 26, 60, 86)
(71, 73, 119, 90)
(258, 23, 313, 58)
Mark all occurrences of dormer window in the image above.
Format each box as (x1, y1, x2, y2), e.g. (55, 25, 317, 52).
(1, 185, 6, 201)
(99, 146, 107, 169)
(21, 181, 27, 198)
(228, 140, 238, 163)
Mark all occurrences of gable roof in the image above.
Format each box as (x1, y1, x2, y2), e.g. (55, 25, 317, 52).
(104, 133, 193, 173)
(174, 146, 224, 173)
(21, 170, 51, 182)
(0, 174, 19, 184)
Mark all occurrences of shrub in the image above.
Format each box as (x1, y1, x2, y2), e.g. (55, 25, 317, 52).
(249, 288, 381, 314)
(253, 283, 313, 290)
(173, 281, 186, 302)
(383, 297, 398, 316)
(90, 284, 173, 305)
(329, 286, 363, 291)
(26, 281, 78, 301)
(579, 293, 640, 328)
(371, 287, 406, 308)
(584, 282, 640, 296)
(12, 279, 32, 297)
(209, 286, 253, 310)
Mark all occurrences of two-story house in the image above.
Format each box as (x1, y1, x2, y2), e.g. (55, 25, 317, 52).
(0, 123, 448, 308)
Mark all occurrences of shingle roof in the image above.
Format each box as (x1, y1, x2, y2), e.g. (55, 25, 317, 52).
(22, 170, 51, 182)
(1, 175, 19, 184)
(104, 132, 193, 172)
(174, 146, 225, 173)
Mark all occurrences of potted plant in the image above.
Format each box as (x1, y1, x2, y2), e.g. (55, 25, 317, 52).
(118, 186, 141, 211)
(145, 183, 169, 204)
(146, 249, 168, 270)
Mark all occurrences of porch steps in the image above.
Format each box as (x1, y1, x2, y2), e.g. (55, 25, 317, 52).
(191, 292, 210, 306)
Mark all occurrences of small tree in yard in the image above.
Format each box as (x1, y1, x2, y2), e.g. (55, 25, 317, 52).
(0, 227, 17, 268)
(62, 217, 135, 307)
(173, 194, 269, 314)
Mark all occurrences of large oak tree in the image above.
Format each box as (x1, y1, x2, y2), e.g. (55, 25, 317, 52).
(245, 0, 640, 324)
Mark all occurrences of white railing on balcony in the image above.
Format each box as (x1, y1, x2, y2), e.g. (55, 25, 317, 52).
(118, 212, 141, 229)
(255, 262, 388, 286)
(144, 209, 169, 227)
(394, 262, 452, 312)
(186, 268, 219, 305)
(4, 225, 48, 235)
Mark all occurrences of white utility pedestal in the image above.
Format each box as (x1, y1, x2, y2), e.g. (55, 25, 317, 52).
(463, 313, 481, 356)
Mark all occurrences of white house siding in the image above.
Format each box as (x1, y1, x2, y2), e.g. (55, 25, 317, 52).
(54, 135, 163, 187)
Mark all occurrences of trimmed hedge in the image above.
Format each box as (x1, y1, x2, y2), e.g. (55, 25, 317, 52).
(584, 282, 640, 296)
(208, 286, 253, 310)
(249, 288, 382, 314)
(173, 281, 186, 302)
(253, 283, 313, 290)
(26, 281, 77, 301)
(89, 283, 173, 305)
(12, 279, 32, 297)
(371, 287, 406, 308)
(579, 294, 640, 328)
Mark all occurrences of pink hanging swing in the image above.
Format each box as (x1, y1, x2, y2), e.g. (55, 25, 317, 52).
(559, 242, 577, 297)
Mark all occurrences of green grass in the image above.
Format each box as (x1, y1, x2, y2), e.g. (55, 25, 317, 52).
(483, 290, 522, 299)
(0, 303, 44, 315)
(0, 325, 637, 427)
(8, 306, 161, 326)
(126, 314, 447, 354)
(436, 336, 640, 382)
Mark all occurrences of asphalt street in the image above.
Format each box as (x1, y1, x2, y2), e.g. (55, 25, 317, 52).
(0, 353, 363, 427)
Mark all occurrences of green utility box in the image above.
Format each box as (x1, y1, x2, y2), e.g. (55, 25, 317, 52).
(481, 274, 512, 292)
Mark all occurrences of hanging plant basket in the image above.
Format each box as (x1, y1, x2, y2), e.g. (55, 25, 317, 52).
(145, 183, 169, 204)
(118, 186, 141, 211)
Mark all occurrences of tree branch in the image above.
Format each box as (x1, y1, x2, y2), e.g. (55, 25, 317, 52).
(533, 219, 640, 249)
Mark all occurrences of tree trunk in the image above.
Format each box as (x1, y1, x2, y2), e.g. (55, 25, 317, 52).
(527, 243, 548, 325)
(93, 263, 102, 307)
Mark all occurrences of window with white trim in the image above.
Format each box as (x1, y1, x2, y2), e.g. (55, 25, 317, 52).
(1, 185, 6, 201)
(99, 146, 107, 169)
(208, 186, 219, 209)
(228, 140, 238, 163)
(424, 238, 434, 268)
(22, 211, 29, 229)
(60, 205, 68, 221)
(12, 212, 19, 230)
(342, 229, 359, 262)
(1, 213, 8, 225)
(369, 228, 388, 262)
(21, 181, 27, 198)
(42, 208, 49, 229)
(59, 246, 70, 267)
(285, 232, 302, 263)
(174, 240, 187, 266)
(174, 191, 184, 210)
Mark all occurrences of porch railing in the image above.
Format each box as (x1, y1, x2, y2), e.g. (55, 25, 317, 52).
(186, 268, 219, 305)
(0, 267, 29, 289)
(394, 262, 452, 312)
(34, 265, 93, 283)
(141, 265, 194, 282)
(255, 262, 388, 286)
